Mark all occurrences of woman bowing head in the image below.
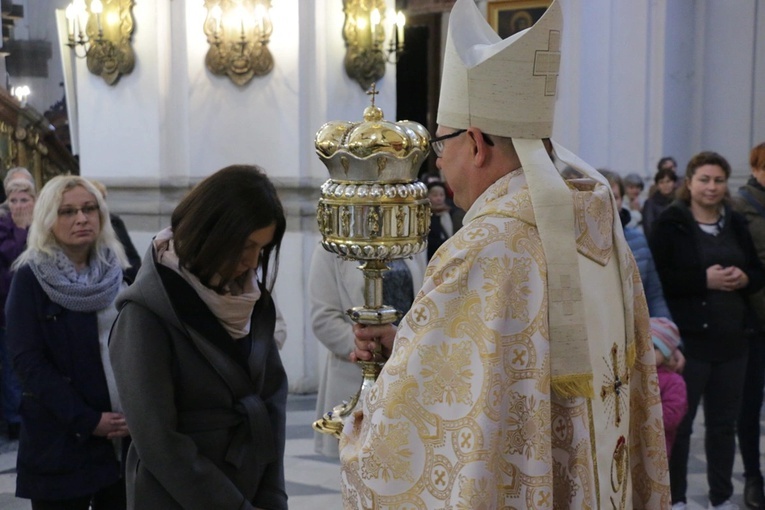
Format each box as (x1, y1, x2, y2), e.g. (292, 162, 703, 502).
(109, 165, 288, 510)
(6, 175, 131, 509)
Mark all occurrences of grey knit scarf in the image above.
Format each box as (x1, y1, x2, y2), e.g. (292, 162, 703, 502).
(28, 247, 123, 312)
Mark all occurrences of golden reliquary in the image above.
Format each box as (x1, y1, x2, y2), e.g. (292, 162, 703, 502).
(312, 87, 431, 438)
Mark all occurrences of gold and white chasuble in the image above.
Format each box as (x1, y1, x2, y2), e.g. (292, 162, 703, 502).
(339, 170, 670, 509)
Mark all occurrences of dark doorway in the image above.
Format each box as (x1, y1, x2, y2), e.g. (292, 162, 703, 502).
(395, 14, 441, 179)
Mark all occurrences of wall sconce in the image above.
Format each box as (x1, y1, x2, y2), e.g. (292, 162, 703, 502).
(342, 0, 406, 91)
(10, 86, 31, 108)
(203, 0, 274, 86)
(64, 0, 136, 85)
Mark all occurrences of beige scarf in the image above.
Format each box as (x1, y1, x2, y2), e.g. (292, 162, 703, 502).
(153, 227, 261, 339)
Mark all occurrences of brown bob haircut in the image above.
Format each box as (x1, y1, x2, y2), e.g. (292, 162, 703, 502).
(751, 142, 765, 171)
(171, 165, 286, 292)
(676, 151, 731, 204)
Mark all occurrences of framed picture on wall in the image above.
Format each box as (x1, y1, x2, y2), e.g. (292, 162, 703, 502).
(487, 0, 552, 39)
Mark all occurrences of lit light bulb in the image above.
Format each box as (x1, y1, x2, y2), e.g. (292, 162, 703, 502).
(254, 3, 266, 34)
(396, 11, 405, 46)
(210, 5, 222, 35)
(370, 8, 381, 34)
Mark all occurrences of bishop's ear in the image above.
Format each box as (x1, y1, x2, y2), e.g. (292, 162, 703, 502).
(467, 127, 492, 166)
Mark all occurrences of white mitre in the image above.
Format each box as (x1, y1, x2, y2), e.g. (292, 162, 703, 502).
(437, 0, 560, 137)
(438, 0, 636, 398)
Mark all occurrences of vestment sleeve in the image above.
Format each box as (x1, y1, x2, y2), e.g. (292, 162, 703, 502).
(340, 218, 550, 507)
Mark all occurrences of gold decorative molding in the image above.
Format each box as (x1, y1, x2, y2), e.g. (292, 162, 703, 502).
(203, 0, 274, 86)
(65, 0, 136, 85)
(342, 0, 388, 90)
(0, 90, 79, 187)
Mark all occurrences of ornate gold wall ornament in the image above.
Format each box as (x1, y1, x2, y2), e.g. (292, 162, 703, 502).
(312, 87, 431, 437)
(65, 0, 136, 85)
(203, 0, 274, 86)
(342, 0, 407, 90)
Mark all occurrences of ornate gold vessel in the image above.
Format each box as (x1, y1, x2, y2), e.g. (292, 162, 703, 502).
(312, 88, 430, 438)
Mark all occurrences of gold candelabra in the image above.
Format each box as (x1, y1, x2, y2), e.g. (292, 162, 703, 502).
(64, 0, 136, 85)
(203, 0, 274, 85)
(312, 86, 430, 438)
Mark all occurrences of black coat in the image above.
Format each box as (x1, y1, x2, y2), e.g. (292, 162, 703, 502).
(109, 247, 288, 510)
(649, 201, 765, 359)
(110, 213, 141, 283)
(5, 265, 121, 500)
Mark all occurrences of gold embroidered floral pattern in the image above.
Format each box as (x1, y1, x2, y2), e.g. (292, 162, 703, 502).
(480, 255, 532, 322)
(339, 170, 670, 509)
(572, 184, 613, 266)
(456, 475, 492, 510)
(504, 391, 550, 460)
(361, 422, 414, 483)
(418, 340, 474, 406)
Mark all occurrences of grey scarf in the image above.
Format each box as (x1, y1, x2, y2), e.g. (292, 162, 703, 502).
(28, 247, 123, 312)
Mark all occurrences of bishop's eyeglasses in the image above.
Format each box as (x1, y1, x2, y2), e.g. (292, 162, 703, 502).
(429, 129, 494, 158)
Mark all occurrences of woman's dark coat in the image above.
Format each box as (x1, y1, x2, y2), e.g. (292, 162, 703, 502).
(109, 247, 288, 510)
(5, 264, 121, 500)
(649, 201, 765, 359)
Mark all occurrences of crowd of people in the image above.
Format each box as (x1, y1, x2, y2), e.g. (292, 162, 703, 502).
(0, 0, 763, 509)
(594, 144, 765, 510)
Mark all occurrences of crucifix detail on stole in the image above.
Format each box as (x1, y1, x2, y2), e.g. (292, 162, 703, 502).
(600, 343, 629, 427)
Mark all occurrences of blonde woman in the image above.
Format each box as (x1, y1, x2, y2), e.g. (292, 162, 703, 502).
(6, 175, 130, 509)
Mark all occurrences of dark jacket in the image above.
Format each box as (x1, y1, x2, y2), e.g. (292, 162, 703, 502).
(642, 191, 674, 239)
(731, 179, 765, 323)
(5, 264, 121, 500)
(110, 213, 141, 283)
(649, 201, 765, 359)
(109, 246, 288, 510)
(0, 213, 28, 327)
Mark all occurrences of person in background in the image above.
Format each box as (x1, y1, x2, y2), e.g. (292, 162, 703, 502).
(658, 156, 679, 174)
(309, 243, 425, 458)
(600, 169, 675, 320)
(0, 167, 35, 208)
(6, 175, 131, 509)
(426, 180, 454, 260)
(650, 317, 688, 458)
(623, 172, 645, 229)
(731, 141, 765, 509)
(89, 181, 141, 283)
(109, 165, 288, 510)
(650, 151, 765, 510)
(0, 178, 36, 440)
(647, 156, 681, 197)
(643, 166, 679, 238)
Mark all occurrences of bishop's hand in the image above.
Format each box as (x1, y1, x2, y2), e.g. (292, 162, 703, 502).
(351, 323, 396, 362)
